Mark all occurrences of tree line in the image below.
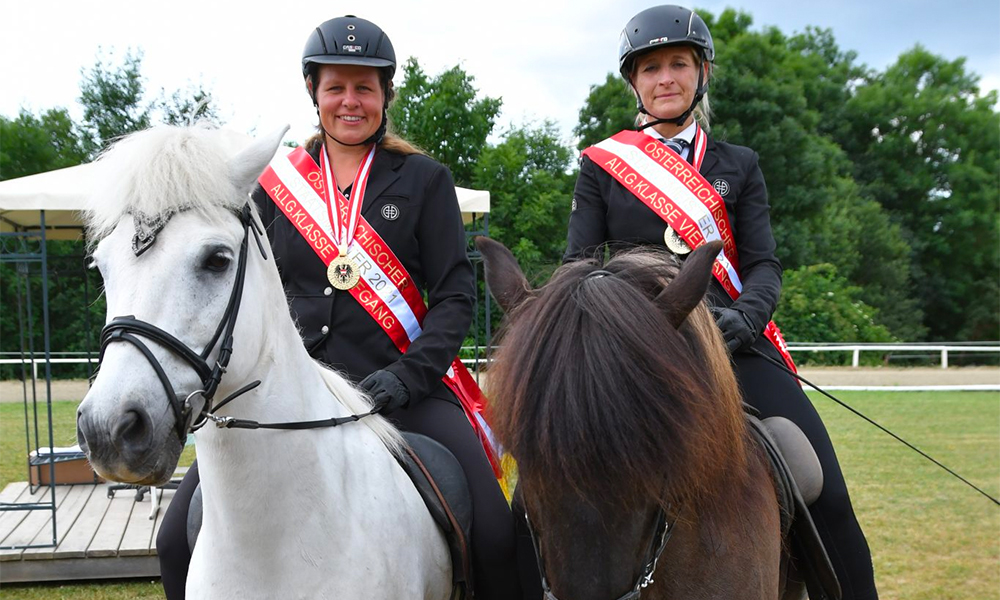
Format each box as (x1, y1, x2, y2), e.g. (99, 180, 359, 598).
(2, 9, 998, 374)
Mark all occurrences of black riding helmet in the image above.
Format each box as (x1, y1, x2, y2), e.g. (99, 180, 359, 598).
(302, 15, 396, 146)
(618, 5, 715, 129)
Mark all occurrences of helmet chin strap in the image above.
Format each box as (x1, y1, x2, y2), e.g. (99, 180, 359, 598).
(635, 67, 706, 132)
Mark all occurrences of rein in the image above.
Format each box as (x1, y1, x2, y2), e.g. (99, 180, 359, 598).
(98, 202, 378, 440)
(525, 504, 675, 600)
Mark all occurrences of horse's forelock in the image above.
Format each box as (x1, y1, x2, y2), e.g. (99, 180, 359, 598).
(85, 125, 245, 243)
(489, 249, 748, 513)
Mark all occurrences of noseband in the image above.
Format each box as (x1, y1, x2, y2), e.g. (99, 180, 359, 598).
(525, 505, 675, 600)
(99, 204, 266, 441)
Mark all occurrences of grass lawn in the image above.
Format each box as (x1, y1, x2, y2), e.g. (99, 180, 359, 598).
(810, 391, 1000, 600)
(1, 392, 997, 599)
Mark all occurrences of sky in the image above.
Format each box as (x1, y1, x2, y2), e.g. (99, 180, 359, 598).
(1, 0, 998, 147)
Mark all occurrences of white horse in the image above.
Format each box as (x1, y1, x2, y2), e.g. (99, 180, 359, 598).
(76, 125, 452, 599)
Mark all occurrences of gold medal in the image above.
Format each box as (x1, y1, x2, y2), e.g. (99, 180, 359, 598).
(327, 255, 360, 290)
(664, 225, 692, 255)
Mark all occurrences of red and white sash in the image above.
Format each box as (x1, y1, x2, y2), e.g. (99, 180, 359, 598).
(583, 129, 797, 372)
(259, 147, 503, 476)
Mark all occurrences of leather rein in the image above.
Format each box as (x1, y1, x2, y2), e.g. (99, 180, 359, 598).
(98, 203, 377, 442)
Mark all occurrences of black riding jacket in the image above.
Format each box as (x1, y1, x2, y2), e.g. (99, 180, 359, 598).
(252, 141, 474, 404)
(564, 133, 784, 358)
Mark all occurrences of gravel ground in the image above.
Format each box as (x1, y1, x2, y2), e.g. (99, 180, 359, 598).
(1, 366, 997, 403)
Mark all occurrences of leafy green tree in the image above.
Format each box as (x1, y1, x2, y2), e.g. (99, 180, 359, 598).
(79, 48, 152, 157)
(842, 47, 1000, 340)
(800, 189, 927, 340)
(159, 83, 224, 127)
(776, 264, 895, 364)
(472, 121, 576, 273)
(0, 108, 87, 180)
(2, 49, 224, 373)
(574, 73, 634, 150)
(388, 58, 502, 186)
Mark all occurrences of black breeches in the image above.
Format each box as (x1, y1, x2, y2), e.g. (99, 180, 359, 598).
(156, 394, 521, 600)
(156, 459, 199, 600)
(733, 352, 879, 600)
(390, 391, 521, 600)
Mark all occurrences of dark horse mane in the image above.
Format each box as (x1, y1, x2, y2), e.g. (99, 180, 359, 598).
(488, 248, 753, 517)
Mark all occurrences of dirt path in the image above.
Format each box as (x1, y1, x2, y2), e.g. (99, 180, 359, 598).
(2, 366, 997, 404)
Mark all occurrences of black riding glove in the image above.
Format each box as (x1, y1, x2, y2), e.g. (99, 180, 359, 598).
(359, 370, 410, 415)
(711, 306, 758, 353)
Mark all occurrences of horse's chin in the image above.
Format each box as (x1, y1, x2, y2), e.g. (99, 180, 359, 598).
(96, 465, 177, 487)
(89, 442, 184, 487)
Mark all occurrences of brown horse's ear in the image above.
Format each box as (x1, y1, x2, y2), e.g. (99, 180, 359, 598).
(654, 240, 724, 328)
(475, 236, 533, 313)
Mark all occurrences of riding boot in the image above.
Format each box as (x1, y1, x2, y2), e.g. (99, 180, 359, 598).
(511, 486, 543, 600)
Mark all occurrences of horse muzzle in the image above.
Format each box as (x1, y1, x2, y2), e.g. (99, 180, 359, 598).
(77, 395, 184, 485)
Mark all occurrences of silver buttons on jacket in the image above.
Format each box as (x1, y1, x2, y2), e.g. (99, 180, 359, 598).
(321, 326, 329, 335)
(324, 287, 333, 296)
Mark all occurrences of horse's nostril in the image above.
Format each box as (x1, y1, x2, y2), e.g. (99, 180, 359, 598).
(112, 403, 154, 458)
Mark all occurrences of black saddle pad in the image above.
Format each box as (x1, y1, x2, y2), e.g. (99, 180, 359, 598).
(399, 432, 474, 591)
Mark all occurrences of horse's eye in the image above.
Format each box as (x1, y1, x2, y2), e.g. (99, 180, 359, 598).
(204, 251, 232, 272)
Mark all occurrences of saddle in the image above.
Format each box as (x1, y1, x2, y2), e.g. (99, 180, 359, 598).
(745, 413, 842, 600)
(185, 433, 474, 596)
(397, 432, 475, 597)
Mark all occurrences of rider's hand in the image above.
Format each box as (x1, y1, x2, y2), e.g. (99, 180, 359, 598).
(710, 306, 758, 353)
(359, 370, 410, 415)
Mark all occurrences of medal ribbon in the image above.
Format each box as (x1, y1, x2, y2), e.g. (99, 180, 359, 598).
(583, 129, 797, 373)
(321, 144, 375, 257)
(259, 147, 503, 475)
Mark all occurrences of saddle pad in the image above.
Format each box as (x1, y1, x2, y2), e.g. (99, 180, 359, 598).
(399, 432, 474, 592)
(746, 415, 842, 600)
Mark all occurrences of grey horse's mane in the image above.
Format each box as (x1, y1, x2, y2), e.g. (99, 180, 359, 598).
(84, 124, 249, 244)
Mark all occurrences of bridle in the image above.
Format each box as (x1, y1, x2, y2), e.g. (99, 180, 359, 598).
(99, 204, 265, 440)
(524, 504, 676, 600)
(98, 203, 377, 442)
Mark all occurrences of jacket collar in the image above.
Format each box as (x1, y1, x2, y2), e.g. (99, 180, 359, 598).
(307, 142, 403, 215)
(699, 134, 719, 174)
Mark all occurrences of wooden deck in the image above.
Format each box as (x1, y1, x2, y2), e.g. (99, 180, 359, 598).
(0, 480, 174, 583)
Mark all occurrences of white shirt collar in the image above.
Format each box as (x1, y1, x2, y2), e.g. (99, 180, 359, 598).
(644, 121, 697, 144)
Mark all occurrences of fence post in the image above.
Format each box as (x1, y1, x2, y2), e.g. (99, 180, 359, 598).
(852, 348, 860, 368)
(941, 348, 948, 369)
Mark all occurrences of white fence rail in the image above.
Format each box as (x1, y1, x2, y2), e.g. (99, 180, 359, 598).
(3, 343, 999, 376)
(784, 343, 1000, 368)
(457, 343, 1000, 369)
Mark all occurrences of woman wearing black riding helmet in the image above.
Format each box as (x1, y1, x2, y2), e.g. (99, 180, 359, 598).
(157, 15, 526, 600)
(565, 5, 879, 600)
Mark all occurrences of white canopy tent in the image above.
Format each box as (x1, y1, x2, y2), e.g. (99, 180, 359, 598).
(0, 159, 491, 240)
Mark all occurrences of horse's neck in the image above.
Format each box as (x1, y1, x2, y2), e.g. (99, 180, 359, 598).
(193, 328, 396, 529)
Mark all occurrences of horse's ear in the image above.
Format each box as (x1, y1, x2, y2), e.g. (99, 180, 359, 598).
(654, 240, 724, 328)
(475, 237, 533, 313)
(229, 125, 290, 195)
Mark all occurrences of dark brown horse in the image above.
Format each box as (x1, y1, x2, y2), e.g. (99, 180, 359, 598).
(478, 237, 802, 600)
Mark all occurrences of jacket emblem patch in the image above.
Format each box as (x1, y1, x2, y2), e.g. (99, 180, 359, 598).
(381, 203, 400, 221)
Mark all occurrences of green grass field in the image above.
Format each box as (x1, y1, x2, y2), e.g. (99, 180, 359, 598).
(810, 391, 1000, 600)
(1, 391, 997, 599)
